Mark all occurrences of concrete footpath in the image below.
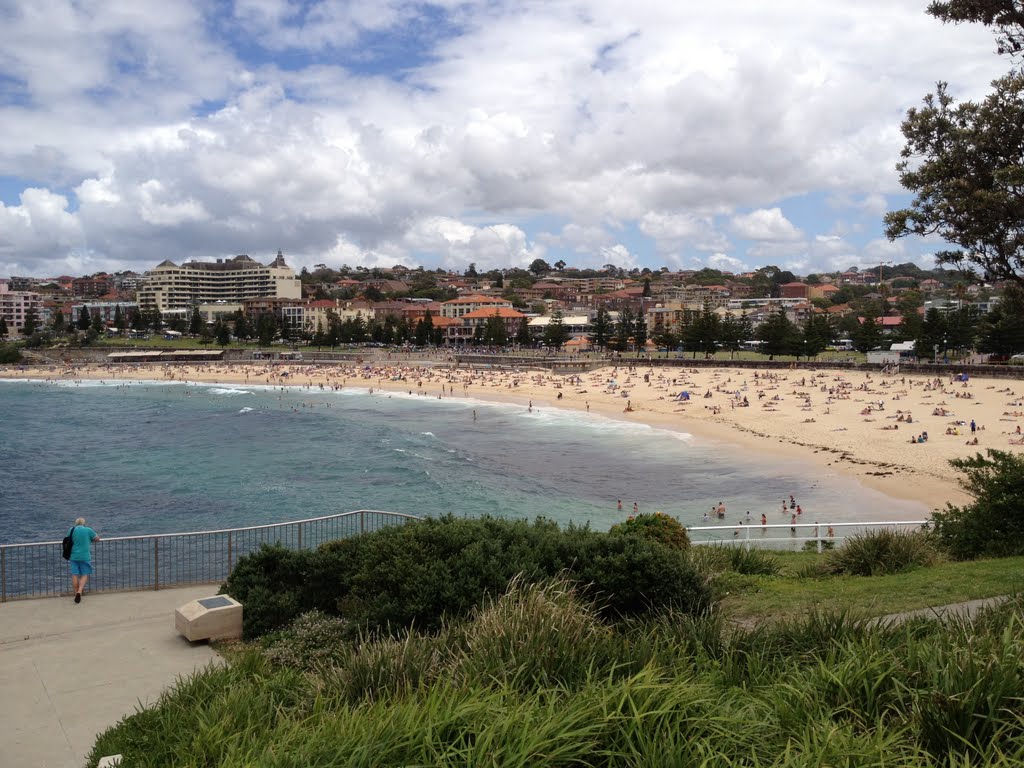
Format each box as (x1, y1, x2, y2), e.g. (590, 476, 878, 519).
(0, 586, 224, 768)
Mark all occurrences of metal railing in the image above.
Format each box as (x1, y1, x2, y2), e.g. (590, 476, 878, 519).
(0, 510, 421, 602)
(687, 520, 929, 552)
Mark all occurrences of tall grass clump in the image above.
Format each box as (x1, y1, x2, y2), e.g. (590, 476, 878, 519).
(688, 544, 781, 576)
(451, 575, 610, 691)
(822, 528, 941, 576)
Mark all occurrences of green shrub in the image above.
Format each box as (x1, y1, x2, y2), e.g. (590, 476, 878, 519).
(572, 533, 711, 619)
(262, 610, 350, 671)
(822, 529, 941, 576)
(225, 516, 711, 640)
(932, 449, 1024, 559)
(802, 539, 835, 552)
(0, 344, 22, 364)
(221, 544, 312, 638)
(609, 511, 690, 550)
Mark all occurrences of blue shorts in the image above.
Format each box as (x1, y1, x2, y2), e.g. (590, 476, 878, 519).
(70, 560, 93, 576)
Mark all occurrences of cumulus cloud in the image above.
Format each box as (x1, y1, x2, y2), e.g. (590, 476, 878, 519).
(639, 212, 730, 253)
(0, 0, 1008, 276)
(731, 208, 804, 242)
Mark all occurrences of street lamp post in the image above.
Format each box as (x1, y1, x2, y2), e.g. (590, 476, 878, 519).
(934, 343, 939, 364)
(943, 336, 948, 364)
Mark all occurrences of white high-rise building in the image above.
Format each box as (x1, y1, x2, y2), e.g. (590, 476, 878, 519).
(137, 252, 301, 314)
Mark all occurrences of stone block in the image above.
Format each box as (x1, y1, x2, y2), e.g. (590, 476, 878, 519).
(98, 756, 123, 767)
(174, 595, 243, 642)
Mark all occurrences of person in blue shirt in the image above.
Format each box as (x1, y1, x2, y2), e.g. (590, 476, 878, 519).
(67, 517, 100, 603)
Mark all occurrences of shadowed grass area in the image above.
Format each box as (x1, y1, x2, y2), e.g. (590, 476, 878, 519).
(718, 554, 1024, 623)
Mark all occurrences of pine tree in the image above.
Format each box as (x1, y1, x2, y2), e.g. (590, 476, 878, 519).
(758, 308, 801, 358)
(516, 317, 532, 346)
(233, 312, 252, 341)
(0, 315, 8, 339)
(590, 307, 613, 349)
(22, 306, 39, 336)
(853, 309, 884, 354)
(483, 311, 508, 346)
(216, 320, 231, 346)
(52, 309, 65, 334)
(802, 314, 835, 357)
(190, 307, 204, 336)
(544, 311, 570, 349)
(613, 308, 634, 351)
(78, 305, 91, 331)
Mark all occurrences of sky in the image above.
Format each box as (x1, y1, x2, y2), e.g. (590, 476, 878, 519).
(0, 0, 1012, 279)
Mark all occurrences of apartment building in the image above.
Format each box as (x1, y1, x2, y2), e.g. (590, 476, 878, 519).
(0, 279, 44, 336)
(440, 294, 513, 319)
(138, 252, 301, 313)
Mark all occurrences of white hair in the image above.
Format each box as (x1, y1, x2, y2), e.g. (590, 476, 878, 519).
(74, 517, 86, 526)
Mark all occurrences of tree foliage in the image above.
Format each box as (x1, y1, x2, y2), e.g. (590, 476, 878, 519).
(928, 0, 1024, 58)
(22, 306, 38, 337)
(802, 314, 835, 357)
(852, 310, 884, 353)
(757, 308, 800, 357)
(976, 283, 1024, 354)
(885, 74, 1024, 284)
(528, 258, 551, 276)
(543, 311, 570, 349)
(589, 307, 613, 349)
(931, 449, 1024, 558)
(482, 311, 508, 346)
(682, 301, 720, 357)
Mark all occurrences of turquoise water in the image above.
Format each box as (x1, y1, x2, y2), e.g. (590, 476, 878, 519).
(0, 379, 928, 544)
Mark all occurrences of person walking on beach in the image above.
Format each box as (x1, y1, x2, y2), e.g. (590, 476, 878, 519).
(67, 517, 100, 603)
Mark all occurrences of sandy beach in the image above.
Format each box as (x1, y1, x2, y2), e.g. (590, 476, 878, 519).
(6, 359, 1024, 513)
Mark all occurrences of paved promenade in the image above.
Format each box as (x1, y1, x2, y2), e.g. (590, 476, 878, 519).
(1, 586, 223, 768)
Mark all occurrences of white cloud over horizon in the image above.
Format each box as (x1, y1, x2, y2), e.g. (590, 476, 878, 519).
(0, 0, 1010, 278)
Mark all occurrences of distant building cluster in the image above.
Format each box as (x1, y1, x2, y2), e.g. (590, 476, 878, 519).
(0, 255, 1010, 353)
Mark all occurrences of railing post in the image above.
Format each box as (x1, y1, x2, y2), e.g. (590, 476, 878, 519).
(744, 524, 750, 552)
(1, 546, 6, 603)
(360, 510, 365, 535)
(227, 532, 233, 573)
(298, 522, 303, 551)
(154, 538, 160, 591)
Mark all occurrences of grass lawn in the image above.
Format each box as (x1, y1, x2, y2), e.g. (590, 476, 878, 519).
(719, 552, 1024, 622)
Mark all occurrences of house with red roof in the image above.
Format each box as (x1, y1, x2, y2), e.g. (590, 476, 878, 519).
(450, 305, 527, 344)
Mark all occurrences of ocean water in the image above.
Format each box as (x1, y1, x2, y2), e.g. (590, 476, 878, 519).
(0, 379, 929, 545)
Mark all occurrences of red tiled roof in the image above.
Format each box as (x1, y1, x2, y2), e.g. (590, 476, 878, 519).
(461, 307, 527, 319)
